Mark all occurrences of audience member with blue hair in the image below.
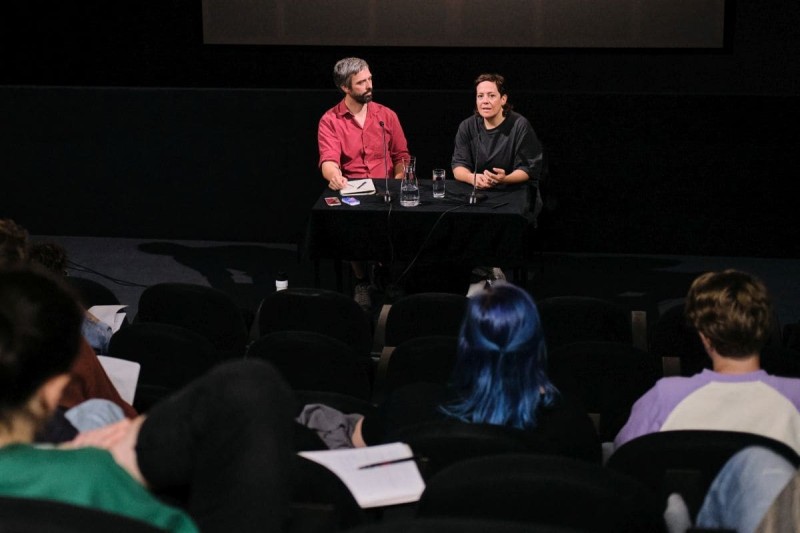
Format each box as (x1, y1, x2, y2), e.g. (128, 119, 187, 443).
(438, 280, 558, 429)
(301, 282, 599, 462)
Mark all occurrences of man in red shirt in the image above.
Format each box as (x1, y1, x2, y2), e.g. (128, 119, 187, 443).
(317, 58, 410, 309)
(318, 57, 410, 188)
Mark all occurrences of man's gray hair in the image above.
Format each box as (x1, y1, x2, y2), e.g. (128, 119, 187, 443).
(333, 57, 369, 91)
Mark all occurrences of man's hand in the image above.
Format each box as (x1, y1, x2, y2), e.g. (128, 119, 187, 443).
(328, 174, 348, 190)
(321, 161, 348, 190)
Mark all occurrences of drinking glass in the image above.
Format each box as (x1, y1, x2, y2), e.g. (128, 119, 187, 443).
(432, 168, 446, 198)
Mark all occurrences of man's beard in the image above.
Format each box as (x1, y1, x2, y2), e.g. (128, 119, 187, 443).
(353, 91, 373, 104)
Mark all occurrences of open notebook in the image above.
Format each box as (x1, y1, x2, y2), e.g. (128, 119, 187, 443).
(88, 304, 128, 333)
(340, 179, 377, 196)
(298, 442, 425, 508)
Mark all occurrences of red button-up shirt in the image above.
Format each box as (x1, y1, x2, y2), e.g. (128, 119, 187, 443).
(318, 99, 410, 179)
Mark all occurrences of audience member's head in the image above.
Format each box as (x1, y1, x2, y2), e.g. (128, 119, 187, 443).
(28, 242, 69, 277)
(442, 281, 558, 430)
(685, 269, 773, 358)
(0, 219, 29, 269)
(0, 268, 83, 432)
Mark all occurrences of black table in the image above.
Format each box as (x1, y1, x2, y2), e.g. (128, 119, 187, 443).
(304, 179, 533, 288)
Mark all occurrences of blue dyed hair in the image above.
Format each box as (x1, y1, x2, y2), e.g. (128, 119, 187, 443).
(440, 282, 558, 430)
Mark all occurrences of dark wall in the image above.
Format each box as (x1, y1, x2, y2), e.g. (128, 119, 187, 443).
(3, 1, 798, 95)
(1, 1, 799, 256)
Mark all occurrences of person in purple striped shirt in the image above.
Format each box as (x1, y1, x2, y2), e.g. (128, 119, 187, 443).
(614, 269, 800, 454)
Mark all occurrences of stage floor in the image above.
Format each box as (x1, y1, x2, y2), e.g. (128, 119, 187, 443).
(34, 235, 800, 334)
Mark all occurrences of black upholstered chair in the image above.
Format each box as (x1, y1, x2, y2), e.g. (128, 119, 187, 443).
(135, 282, 249, 357)
(389, 420, 534, 481)
(547, 340, 661, 441)
(607, 430, 800, 520)
(537, 296, 634, 351)
(252, 288, 374, 358)
(289, 456, 367, 533)
(372, 293, 467, 400)
(108, 322, 222, 412)
(346, 518, 586, 533)
(651, 299, 789, 377)
(648, 300, 707, 377)
(380, 293, 468, 348)
(0, 495, 164, 532)
(372, 335, 458, 403)
(67, 275, 123, 307)
(247, 331, 372, 400)
(417, 454, 665, 532)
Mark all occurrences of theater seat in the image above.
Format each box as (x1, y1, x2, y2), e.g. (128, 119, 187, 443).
(135, 282, 249, 357)
(0, 496, 164, 532)
(607, 430, 800, 520)
(247, 331, 372, 400)
(252, 287, 374, 358)
(417, 454, 664, 532)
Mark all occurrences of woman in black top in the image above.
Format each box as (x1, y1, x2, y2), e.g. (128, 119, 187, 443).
(451, 73, 543, 190)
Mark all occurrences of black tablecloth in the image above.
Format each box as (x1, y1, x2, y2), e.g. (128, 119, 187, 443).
(304, 179, 532, 266)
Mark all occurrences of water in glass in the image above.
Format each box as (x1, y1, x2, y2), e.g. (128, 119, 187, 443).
(400, 157, 420, 207)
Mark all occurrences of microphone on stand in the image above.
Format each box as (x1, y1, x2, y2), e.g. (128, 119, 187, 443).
(380, 120, 391, 204)
(468, 133, 485, 205)
(469, 168, 478, 205)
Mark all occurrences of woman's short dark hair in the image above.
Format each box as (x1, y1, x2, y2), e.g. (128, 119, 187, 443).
(0, 268, 82, 422)
(474, 73, 513, 116)
(441, 282, 558, 430)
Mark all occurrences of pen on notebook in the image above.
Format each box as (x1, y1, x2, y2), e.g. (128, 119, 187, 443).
(358, 456, 424, 470)
(356, 181, 366, 189)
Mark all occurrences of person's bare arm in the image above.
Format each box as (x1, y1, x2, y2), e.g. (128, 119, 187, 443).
(321, 161, 348, 190)
(64, 416, 149, 486)
(351, 416, 367, 448)
(453, 165, 491, 188)
(484, 167, 529, 186)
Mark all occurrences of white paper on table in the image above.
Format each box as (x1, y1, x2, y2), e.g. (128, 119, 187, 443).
(96, 355, 140, 405)
(299, 442, 425, 508)
(340, 178, 377, 196)
(88, 305, 128, 333)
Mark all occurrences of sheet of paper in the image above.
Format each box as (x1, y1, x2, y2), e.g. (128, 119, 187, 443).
(97, 355, 140, 405)
(340, 178, 376, 196)
(299, 442, 425, 508)
(88, 305, 128, 333)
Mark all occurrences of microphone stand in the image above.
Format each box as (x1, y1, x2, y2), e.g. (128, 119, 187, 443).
(469, 168, 479, 205)
(468, 132, 484, 205)
(380, 120, 391, 204)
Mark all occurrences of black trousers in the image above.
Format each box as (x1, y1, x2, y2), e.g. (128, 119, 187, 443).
(136, 359, 295, 532)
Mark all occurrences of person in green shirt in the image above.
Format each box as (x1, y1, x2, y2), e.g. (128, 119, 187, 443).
(0, 267, 295, 532)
